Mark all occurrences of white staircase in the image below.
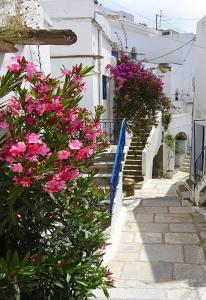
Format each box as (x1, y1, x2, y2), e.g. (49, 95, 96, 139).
(180, 153, 191, 172)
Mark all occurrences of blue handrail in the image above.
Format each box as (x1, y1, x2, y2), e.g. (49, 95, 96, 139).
(194, 145, 206, 184)
(109, 119, 126, 215)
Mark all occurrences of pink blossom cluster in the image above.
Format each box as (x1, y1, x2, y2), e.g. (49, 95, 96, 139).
(0, 57, 106, 193)
(108, 59, 164, 98)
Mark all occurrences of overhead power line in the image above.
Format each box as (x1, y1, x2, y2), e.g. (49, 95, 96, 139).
(102, 0, 155, 24)
(163, 15, 200, 21)
(183, 40, 195, 62)
(148, 38, 194, 62)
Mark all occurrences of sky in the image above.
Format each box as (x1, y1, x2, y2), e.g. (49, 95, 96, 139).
(99, 0, 206, 33)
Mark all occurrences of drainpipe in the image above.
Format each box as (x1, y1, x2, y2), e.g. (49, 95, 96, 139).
(97, 28, 102, 106)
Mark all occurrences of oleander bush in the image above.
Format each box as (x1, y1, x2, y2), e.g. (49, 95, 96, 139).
(0, 56, 112, 299)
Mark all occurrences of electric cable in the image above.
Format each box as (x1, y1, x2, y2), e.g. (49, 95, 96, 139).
(147, 39, 194, 62)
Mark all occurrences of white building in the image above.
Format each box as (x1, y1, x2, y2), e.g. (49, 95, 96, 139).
(105, 7, 195, 177)
(42, 0, 114, 119)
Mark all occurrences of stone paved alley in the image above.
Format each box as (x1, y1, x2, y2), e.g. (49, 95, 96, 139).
(95, 172, 206, 300)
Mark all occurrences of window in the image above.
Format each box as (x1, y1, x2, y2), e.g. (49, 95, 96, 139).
(102, 75, 107, 100)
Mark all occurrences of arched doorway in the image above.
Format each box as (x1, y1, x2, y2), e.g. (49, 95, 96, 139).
(175, 132, 187, 168)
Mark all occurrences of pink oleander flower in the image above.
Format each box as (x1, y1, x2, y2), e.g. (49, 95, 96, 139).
(11, 163, 23, 173)
(26, 116, 35, 126)
(29, 254, 38, 263)
(57, 150, 71, 160)
(68, 139, 83, 150)
(44, 179, 66, 193)
(0, 121, 9, 129)
(37, 144, 50, 156)
(36, 103, 47, 116)
(36, 85, 50, 93)
(11, 54, 21, 62)
(14, 176, 32, 187)
(8, 63, 21, 73)
(76, 146, 93, 161)
(10, 142, 26, 156)
(61, 68, 71, 76)
(73, 74, 82, 83)
(26, 133, 42, 144)
(26, 103, 36, 114)
(7, 96, 22, 115)
(25, 62, 37, 77)
(38, 74, 46, 81)
(58, 167, 80, 181)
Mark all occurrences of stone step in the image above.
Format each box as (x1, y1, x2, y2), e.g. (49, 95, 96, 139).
(93, 174, 111, 186)
(124, 174, 144, 182)
(124, 170, 142, 176)
(131, 140, 145, 144)
(92, 162, 114, 173)
(180, 166, 190, 172)
(130, 144, 145, 149)
(127, 150, 143, 155)
(124, 164, 142, 171)
(135, 181, 144, 189)
(126, 159, 142, 165)
(181, 162, 191, 167)
(126, 154, 142, 161)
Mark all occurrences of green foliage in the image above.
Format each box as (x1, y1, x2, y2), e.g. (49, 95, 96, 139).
(0, 60, 112, 299)
(109, 55, 172, 134)
(162, 111, 172, 132)
(164, 134, 175, 151)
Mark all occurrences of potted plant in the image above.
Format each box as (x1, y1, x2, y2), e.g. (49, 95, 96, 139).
(164, 133, 175, 179)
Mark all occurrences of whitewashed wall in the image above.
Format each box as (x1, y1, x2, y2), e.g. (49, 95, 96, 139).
(42, 0, 113, 115)
(194, 15, 206, 120)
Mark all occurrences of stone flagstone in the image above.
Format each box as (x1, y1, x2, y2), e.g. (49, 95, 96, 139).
(94, 173, 206, 300)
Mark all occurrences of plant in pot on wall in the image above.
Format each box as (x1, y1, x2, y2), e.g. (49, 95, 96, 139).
(164, 133, 175, 179)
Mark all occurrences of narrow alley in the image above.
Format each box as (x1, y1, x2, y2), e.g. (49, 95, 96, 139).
(95, 172, 206, 300)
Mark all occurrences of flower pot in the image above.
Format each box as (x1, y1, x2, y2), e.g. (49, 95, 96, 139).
(166, 170, 173, 179)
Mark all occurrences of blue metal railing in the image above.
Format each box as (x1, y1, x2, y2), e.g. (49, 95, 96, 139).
(194, 145, 206, 184)
(109, 119, 126, 215)
(100, 119, 122, 144)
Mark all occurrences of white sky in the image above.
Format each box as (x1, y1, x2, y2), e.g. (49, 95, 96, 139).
(99, 0, 206, 33)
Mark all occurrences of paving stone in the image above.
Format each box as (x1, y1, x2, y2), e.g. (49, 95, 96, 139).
(169, 207, 194, 214)
(192, 213, 206, 223)
(155, 214, 192, 223)
(134, 207, 168, 214)
(167, 289, 199, 300)
(141, 198, 181, 207)
(200, 231, 206, 241)
(113, 252, 140, 262)
(127, 213, 154, 223)
(174, 263, 206, 280)
(197, 223, 206, 231)
(135, 233, 162, 244)
(121, 261, 173, 281)
(182, 200, 194, 207)
(120, 232, 135, 243)
(139, 244, 184, 262)
(94, 287, 166, 299)
(169, 223, 195, 232)
(184, 245, 205, 264)
(118, 243, 142, 253)
(107, 262, 124, 279)
(124, 223, 169, 233)
(165, 233, 199, 244)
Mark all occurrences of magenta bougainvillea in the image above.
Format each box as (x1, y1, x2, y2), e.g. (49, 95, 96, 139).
(0, 56, 105, 194)
(108, 55, 171, 133)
